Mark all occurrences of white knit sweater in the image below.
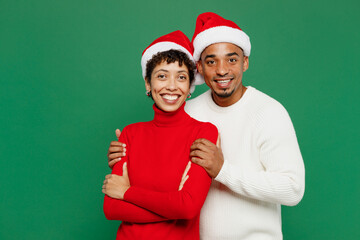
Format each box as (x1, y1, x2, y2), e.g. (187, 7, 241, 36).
(185, 86, 305, 240)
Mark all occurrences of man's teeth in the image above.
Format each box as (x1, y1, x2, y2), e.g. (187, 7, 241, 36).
(163, 95, 179, 100)
(217, 80, 231, 83)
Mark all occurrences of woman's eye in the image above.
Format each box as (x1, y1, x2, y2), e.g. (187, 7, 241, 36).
(179, 75, 187, 80)
(157, 74, 165, 79)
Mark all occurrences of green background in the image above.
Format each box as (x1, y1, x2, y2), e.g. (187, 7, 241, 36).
(1, 0, 359, 239)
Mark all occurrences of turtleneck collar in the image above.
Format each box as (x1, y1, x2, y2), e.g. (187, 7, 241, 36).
(152, 102, 191, 127)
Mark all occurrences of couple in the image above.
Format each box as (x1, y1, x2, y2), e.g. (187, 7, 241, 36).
(102, 12, 305, 240)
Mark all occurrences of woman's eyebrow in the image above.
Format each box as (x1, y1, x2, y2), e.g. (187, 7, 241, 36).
(153, 69, 169, 74)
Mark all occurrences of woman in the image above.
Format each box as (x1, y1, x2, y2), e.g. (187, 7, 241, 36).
(102, 30, 218, 240)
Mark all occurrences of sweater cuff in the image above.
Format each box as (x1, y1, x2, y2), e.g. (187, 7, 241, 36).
(123, 186, 135, 202)
(123, 186, 149, 205)
(214, 159, 230, 184)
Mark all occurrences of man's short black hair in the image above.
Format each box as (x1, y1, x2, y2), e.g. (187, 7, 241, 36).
(145, 49, 195, 85)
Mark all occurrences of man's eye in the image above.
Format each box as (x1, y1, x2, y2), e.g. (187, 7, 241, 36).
(207, 60, 215, 65)
(229, 58, 237, 63)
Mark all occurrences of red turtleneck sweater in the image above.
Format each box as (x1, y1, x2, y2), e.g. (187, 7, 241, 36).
(103, 103, 218, 240)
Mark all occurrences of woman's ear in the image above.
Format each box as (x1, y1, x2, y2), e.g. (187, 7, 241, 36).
(144, 77, 151, 92)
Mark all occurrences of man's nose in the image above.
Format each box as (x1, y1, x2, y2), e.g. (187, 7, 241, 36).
(216, 61, 229, 76)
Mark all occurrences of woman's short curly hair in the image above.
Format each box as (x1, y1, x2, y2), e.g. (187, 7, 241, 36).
(145, 49, 195, 86)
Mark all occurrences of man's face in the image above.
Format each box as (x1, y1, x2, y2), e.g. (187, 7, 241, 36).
(197, 42, 249, 106)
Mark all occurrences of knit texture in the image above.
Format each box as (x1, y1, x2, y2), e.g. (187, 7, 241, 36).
(185, 86, 305, 240)
(104, 103, 218, 240)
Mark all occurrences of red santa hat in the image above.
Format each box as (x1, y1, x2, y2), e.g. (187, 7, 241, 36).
(141, 30, 194, 76)
(191, 12, 251, 62)
(141, 30, 196, 92)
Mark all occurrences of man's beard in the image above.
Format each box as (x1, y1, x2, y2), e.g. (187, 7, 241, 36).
(214, 88, 235, 98)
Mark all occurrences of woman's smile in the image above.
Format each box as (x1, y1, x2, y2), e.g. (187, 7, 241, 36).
(146, 61, 190, 112)
(161, 94, 181, 103)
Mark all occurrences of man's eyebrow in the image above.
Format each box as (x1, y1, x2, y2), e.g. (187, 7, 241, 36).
(203, 52, 240, 60)
(226, 52, 240, 57)
(204, 54, 216, 60)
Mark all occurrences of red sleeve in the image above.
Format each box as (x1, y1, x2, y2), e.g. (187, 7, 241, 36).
(103, 126, 168, 223)
(123, 123, 218, 219)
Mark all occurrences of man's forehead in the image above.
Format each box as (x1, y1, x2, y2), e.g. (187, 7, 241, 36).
(201, 42, 244, 57)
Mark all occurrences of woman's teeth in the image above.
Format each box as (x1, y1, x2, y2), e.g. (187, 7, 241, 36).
(163, 95, 179, 100)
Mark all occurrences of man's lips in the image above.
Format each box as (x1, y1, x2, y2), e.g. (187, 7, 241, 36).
(214, 78, 233, 88)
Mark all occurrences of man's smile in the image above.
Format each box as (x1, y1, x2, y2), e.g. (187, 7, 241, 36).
(214, 78, 233, 88)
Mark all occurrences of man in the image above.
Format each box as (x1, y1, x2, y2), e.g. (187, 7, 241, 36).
(107, 12, 305, 240)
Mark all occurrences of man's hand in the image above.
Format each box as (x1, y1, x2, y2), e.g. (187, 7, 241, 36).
(190, 135, 223, 178)
(178, 161, 191, 191)
(102, 162, 130, 199)
(107, 129, 127, 169)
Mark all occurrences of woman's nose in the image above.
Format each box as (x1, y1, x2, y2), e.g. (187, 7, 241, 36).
(166, 77, 177, 90)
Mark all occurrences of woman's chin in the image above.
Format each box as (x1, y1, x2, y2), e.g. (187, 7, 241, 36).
(155, 99, 186, 112)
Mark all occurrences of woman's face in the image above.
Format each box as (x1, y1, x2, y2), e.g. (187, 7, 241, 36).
(145, 61, 190, 112)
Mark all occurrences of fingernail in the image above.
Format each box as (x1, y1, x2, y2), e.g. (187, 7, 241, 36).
(118, 158, 121, 161)
(122, 144, 126, 147)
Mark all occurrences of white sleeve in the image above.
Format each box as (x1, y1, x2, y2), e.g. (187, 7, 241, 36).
(215, 103, 305, 206)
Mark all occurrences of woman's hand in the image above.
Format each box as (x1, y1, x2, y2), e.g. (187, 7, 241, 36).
(107, 129, 127, 169)
(102, 162, 130, 199)
(178, 161, 191, 191)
